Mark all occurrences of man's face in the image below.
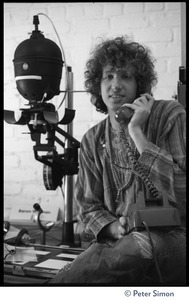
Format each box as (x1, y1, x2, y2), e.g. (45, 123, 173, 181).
(100, 65, 137, 114)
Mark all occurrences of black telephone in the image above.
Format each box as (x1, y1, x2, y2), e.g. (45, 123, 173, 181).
(115, 105, 134, 125)
(115, 106, 181, 232)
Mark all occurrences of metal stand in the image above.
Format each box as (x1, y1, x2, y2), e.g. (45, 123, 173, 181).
(40, 230, 47, 245)
(62, 67, 75, 245)
(33, 203, 55, 245)
(4, 65, 79, 247)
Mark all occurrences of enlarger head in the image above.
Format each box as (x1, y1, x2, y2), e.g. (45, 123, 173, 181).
(4, 14, 74, 127)
(13, 15, 64, 104)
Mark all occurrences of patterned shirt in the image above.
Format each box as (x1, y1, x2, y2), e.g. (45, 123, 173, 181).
(74, 100, 186, 238)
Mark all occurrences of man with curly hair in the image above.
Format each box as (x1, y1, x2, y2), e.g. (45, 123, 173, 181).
(52, 36, 186, 285)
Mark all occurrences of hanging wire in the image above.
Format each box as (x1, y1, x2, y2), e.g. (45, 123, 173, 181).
(120, 131, 160, 199)
(37, 13, 69, 111)
(4, 244, 16, 260)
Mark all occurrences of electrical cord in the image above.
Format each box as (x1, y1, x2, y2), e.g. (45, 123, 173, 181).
(120, 131, 159, 199)
(119, 128, 164, 283)
(4, 244, 16, 260)
(37, 13, 69, 111)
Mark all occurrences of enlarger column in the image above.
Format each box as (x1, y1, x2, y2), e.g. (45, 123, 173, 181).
(62, 66, 74, 245)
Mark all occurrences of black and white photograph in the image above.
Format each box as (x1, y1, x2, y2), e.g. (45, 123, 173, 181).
(3, 2, 187, 298)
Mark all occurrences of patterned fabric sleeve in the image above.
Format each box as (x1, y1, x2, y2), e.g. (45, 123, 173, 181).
(137, 101, 186, 219)
(75, 132, 117, 237)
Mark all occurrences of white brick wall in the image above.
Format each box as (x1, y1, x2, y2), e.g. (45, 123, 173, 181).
(4, 2, 183, 220)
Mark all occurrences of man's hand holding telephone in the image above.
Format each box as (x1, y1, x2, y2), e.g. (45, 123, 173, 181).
(115, 93, 155, 154)
(115, 93, 154, 128)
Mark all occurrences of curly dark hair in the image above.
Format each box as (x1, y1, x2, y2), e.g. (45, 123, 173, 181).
(84, 36, 158, 114)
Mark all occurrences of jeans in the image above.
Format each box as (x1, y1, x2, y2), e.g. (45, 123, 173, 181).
(52, 227, 186, 285)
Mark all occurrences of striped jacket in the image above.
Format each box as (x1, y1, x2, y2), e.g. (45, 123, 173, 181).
(75, 100, 186, 237)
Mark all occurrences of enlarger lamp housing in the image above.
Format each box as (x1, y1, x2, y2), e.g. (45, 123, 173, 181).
(13, 30, 64, 103)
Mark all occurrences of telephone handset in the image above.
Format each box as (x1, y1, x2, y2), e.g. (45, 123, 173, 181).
(115, 92, 154, 124)
(114, 106, 181, 232)
(115, 106, 134, 125)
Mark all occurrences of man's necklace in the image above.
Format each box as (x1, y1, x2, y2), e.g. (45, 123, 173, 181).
(107, 123, 136, 202)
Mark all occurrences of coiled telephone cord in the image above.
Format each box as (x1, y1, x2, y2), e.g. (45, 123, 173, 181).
(120, 131, 159, 199)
